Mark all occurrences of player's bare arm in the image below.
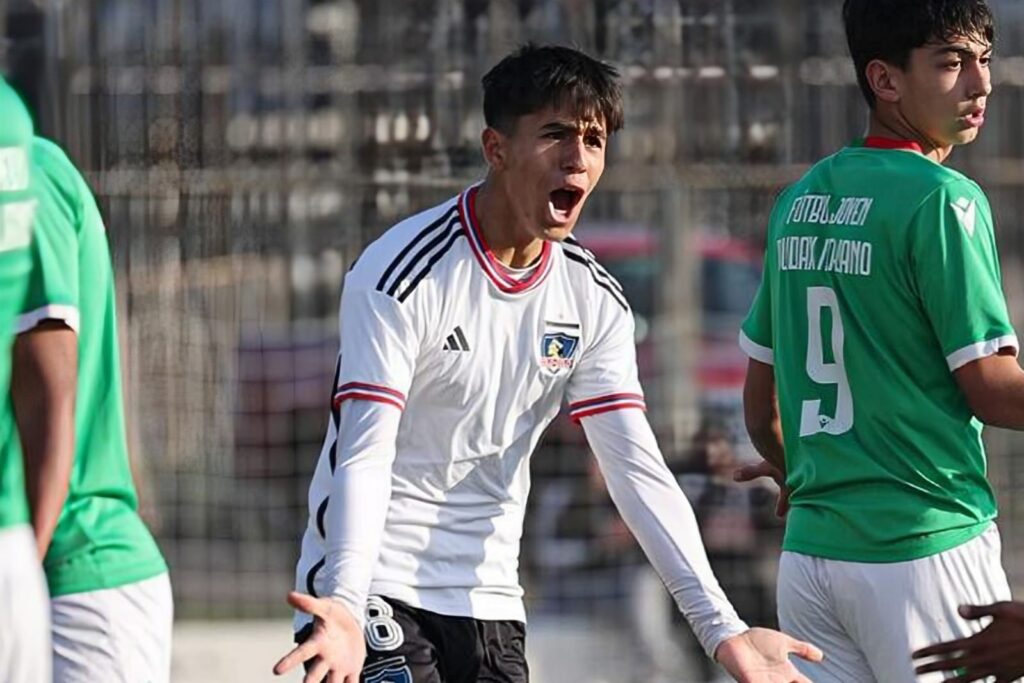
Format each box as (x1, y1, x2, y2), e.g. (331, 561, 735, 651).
(11, 320, 77, 559)
(954, 352, 1024, 428)
(742, 358, 786, 474)
(738, 359, 789, 516)
(913, 601, 1024, 682)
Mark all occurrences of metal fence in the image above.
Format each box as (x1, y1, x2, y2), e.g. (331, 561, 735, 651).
(6, 2, 1024, 676)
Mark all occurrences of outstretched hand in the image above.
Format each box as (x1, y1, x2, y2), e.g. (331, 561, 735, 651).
(716, 627, 823, 683)
(733, 460, 789, 517)
(913, 601, 1024, 683)
(273, 591, 365, 683)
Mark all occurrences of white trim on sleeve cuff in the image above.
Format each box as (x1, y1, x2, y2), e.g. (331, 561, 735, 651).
(738, 330, 774, 365)
(15, 305, 80, 335)
(946, 334, 1019, 371)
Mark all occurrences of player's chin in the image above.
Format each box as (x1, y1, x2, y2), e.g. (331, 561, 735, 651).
(949, 125, 981, 146)
(541, 223, 579, 242)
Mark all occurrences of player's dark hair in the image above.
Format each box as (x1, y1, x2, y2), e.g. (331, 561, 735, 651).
(843, 0, 994, 108)
(482, 44, 624, 135)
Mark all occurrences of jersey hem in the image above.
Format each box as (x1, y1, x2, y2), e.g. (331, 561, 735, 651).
(738, 330, 773, 365)
(782, 520, 992, 564)
(946, 334, 1019, 371)
(46, 560, 168, 598)
(368, 581, 527, 623)
(16, 304, 80, 334)
(0, 513, 30, 529)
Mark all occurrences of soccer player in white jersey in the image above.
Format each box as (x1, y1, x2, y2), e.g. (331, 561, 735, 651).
(737, 1, 1024, 682)
(274, 44, 822, 683)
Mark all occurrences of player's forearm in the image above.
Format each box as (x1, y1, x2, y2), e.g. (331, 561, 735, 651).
(747, 416, 786, 474)
(321, 399, 401, 623)
(11, 324, 78, 559)
(743, 358, 787, 473)
(582, 409, 748, 658)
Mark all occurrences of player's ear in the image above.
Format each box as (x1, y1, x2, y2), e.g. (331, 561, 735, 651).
(866, 59, 901, 105)
(481, 127, 506, 170)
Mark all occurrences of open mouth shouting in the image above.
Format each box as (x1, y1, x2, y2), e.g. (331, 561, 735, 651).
(548, 186, 585, 224)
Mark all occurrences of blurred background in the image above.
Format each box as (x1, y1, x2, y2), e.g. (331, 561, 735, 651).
(3, 0, 1024, 681)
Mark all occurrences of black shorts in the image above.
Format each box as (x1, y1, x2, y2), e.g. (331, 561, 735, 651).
(295, 595, 529, 683)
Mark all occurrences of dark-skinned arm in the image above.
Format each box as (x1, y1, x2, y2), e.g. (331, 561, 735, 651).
(953, 351, 1024, 428)
(742, 358, 786, 472)
(11, 320, 77, 560)
(738, 358, 789, 516)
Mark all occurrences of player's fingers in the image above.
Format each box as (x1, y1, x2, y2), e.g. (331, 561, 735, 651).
(792, 671, 814, 683)
(733, 461, 777, 483)
(914, 655, 967, 675)
(775, 488, 791, 518)
(303, 657, 330, 683)
(274, 640, 320, 675)
(913, 638, 970, 659)
(958, 602, 1006, 620)
(287, 591, 326, 617)
(787, 636, 824, 663)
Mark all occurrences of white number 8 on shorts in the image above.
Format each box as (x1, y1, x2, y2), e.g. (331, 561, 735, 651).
(364, 596, 405, 651)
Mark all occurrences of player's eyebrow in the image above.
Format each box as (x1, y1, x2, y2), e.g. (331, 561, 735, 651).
(540, 120, 606, 139)
(931, 42, 993, 59)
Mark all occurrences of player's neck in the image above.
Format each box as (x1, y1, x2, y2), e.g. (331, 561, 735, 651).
(474, 182, 545, 269)
(866, 111, 953, 164)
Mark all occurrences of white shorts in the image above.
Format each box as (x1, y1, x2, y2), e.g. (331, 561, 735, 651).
(51, 572, 173, 683)
(778, 524, 1011, 683)
(0, 525, 51, 683)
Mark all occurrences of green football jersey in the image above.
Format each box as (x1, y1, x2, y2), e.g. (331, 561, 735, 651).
(741, 138, 1013, 563)
(0, 78, 36, 531)
(18, 137, 166, 595)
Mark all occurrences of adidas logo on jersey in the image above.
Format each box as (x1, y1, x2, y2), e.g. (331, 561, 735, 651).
(951, 198, 977, 237)
(442, 326, 470, 352)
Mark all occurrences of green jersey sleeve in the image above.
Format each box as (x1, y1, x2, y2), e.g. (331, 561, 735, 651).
(16, 140, 82, 334)
(739, 244, 774, 364)
(909, 179, 1016, 371)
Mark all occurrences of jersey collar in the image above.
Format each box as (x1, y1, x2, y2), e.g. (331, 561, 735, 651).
(862, 136, 924, 154)
(458, 185, 553, 295)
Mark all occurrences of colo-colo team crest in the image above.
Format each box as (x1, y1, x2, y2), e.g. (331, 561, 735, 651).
(540, 332, 579, 374)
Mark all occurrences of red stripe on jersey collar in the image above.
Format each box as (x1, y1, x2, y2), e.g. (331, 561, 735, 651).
(458, 185, 553, 294)
(864, 136, 924, 154)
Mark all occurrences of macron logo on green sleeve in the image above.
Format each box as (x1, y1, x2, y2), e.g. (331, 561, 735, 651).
(951, 198, 977, 237)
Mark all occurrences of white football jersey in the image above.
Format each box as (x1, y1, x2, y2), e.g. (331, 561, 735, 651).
(294, 184, 645, 625)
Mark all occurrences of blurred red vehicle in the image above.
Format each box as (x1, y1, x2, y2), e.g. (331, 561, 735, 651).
(573, 223, 763, 440)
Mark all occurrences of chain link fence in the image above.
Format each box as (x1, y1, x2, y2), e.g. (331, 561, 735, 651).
(5, 0, 1024, 679)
